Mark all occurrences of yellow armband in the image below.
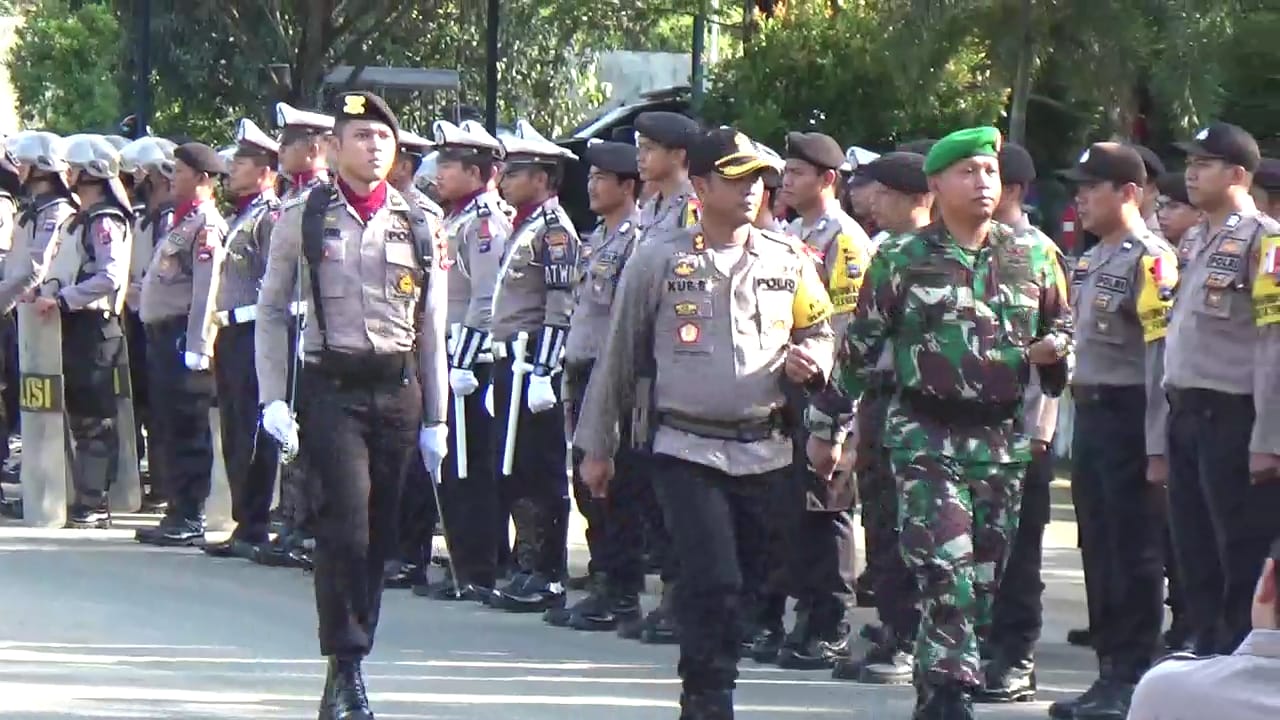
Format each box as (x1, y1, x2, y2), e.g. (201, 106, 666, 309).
(1138, 254, 1177, 341)
(1252, 235, 1280, 327)
(794, 265, 835, 329)
(827, 233, 869, 315)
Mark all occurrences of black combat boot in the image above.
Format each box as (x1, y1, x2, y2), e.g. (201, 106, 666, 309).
(913, 683, 975, 720)
(494, 572, 566, 613)
(830, 623, 888, 680)
(975, 653, 1036, 703)
(635, 582, 679, 644)
(571, 582, 641, 632)
(678, 690, 734, 720)
(546, 573, 606, 626)
(320, 656, 373, 720)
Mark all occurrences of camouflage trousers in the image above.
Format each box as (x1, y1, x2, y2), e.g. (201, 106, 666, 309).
(890, 449, 1024, 690)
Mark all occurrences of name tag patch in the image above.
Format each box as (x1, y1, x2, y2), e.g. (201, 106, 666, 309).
(667, 279, 708, 293)
(756, 277, 797, 292)
(1096, 273, 1129, 293)
(1207, 253, 1241, 273)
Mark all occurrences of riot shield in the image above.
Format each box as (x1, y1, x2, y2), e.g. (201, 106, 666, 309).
(108, 341, 141, 513)
(17, 303, 70, 527)
(205, 406, 233, 531)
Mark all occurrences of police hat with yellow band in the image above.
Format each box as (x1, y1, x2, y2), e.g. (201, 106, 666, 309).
(235, 118, 280, 159)
(332, 91, 400, 141)
(688, 127, 784, 180)
(923, 127, 1001, 176)
(500, 120, 577, 169)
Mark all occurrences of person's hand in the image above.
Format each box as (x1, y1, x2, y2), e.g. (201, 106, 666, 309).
(1031, 440, 1051, 458)
(1026, 338, 1061, 366)
(261, 400, 299, 455)
(1249, 453, 1280, 484)
(527, 374, 558, 413)
(449, 368, 480, 397)
(32, 296, 58, 317)
(418, 424, 448, 471)
(581, 455, 615, 498)
(1146, 455, 1169, 485)
(807, 435, 843, 481)
(184, 351, 211, 371)
(785, 344, 823, 383)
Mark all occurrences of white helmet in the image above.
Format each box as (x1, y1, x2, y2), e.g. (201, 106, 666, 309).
(11, 131, 69, 174)
(65, 134, 131, 209)
(131, 137, 178, 179)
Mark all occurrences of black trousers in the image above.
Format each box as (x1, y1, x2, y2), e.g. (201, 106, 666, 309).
(988, 448, 1052, 662)
(0, 311, 15, 466)
(299, 359, 421, 658)
(436, 363, 501, 585)
(144, 319, 215, 520)
(1072, 386, 1166, 681)
(491, 353, 568, 579)
(652, 454, 775, 695)
(1167, 387, 1280, 655)
(214, 323, 277, 541)
(63, 311, 123, 507)
(124, 310, 148, 464)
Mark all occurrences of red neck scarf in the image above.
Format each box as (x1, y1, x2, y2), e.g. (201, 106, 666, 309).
(233, 192, 260, 216)
(450, 188, 486, 216)
(513, 200, 546, 230)
(290, 169, 323, 188)
(338, 177, 389, 223)
(172, 198, 200, 226)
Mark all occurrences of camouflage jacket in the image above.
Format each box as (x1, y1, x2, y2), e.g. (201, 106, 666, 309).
(810, 221, 1072, 464)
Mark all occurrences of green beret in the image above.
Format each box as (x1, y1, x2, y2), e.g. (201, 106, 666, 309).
(923, 126, 1002, 175)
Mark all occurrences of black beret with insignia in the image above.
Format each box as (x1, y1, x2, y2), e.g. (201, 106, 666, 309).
(173, 142, 228, 176)
(785, 131, 846, 171)
(864, 152, 929, 195)
(333, 91, 400, 140)
(584, 140, 639, 178)
(634, 112, 699, 150)
(998, 142, 1037, 185)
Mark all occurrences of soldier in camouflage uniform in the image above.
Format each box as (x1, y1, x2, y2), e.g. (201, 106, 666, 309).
(807, 127, 1072, 719)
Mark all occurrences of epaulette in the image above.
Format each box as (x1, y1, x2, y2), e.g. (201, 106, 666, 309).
(543, 206, 563, 226)
(758, 227, 804, 252)
(476, 203, 491, 218)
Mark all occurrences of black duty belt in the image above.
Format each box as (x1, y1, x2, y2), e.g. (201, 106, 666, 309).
(305, 350, 413, 388)
(898, 388, 1017, 427)
(1071, 383, 1144, 405)
(657, 409, 782, 442)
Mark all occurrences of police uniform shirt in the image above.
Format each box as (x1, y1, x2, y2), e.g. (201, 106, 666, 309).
(490, 196, 579, 342)
(49, 203, 131, 312)
(785, 202, 873, 322)
(573, 226, 837, 476)
(407, 185, 445, 219)
(138, 199, 228, 360)
(255, 183, 448, 425)
(1071, 228, 1177, 455)
(127, 202, 175, 311)
(1128, 629, 1280, 720)
(217, 191, 280, 314)
(1165, 211, 1280, 453)
(0, 191, 15, 271)
(280, 171, 329, 203)
(446, 189, 510, 329)
(638, 176, 698, 241)
(0, 194, 76, 313)
(564, 211, 640, 363)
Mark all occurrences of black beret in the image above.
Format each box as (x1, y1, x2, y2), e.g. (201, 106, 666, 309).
(1130, 144, 1166, 180)
(1059, 142, 1146, 186)
(897, 138, 938, 155)
(864, 152, 929, 195)
(785, 131, 845, 171)
(173, 142, 227, 176)
(1255, 157, 1280, 193)
(634, 112, 699, 150)
(1155, 171, 1191, 205)
(333, 91, 400, 140)
(998, 142, 1036, 185)
(584, 140, 639, 177)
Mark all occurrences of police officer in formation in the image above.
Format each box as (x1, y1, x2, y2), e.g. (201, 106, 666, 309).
(256, 91, 448, 719)
(1254, 157, 1280, 218)
(577, 127, 837, 720)
(412, 119, 511, 601)
(547, 139, 643, 631)
(135, 142, 227, 546)
(0, 133, 77, 315)
(275, 103, 333, 201)
(486, 123, 580, 612)
(201, 120, 281, 559)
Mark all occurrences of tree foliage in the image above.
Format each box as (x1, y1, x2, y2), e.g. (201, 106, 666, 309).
(6, 0, 122, 134)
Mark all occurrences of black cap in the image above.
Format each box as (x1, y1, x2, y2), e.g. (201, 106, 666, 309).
(1255, 158, 1280, 193)
(333, 91, 400, 140)
(610, 126, 635, 144)
(1058, 142, 1146, 186)
(998, 142, 1036, 185)
(1130, 144, 1166, 181)
(173, 142, 228, 176)
(897, 138, 937, 155)
(1175, 122, 1260, 172)
(687, 128, 781, 179)
(634, 111, 699, 150)
(785, 131, 845, 171)
(584, 141, 639, 177)
(864, 152, 929, 194)
(1155, 171, 1191, 205)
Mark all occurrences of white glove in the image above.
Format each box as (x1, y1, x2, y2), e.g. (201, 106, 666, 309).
(449, 368, 480, 397)
(527, 374, 558, 414)
(484, 384, 494, 417)
(418, 424, 448, 471)
(261, 400, 299, 453)
(184, 351, 211, 371)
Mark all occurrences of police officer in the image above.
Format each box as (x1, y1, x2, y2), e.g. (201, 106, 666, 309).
(31, 136, 132, 528)
(1252, 157, 1279, 218)
(123, 136, 178, 509)
(1165, 122, 1280, 656)
(487, 122, 579, 613)
(0, 133, 77, 315)
(980, 143, 1064, 704)
(256, 91, 448, 719)
(545, 140, 643, 631)
(135, 143, 228, 547)
(1156, 171, 1202, 251)
(634, 111, 700, 237)
(0, 145, 17, 273)
(1131, 145, 1167, 236)
(410, 119, 511, 601)
(201, 120, 283, 559)
(832, 151, 933, 685)
(275, 102, 333, 200)
(0, 146, 19, 486)
(389, 129, 444, 218)
(807, 127, 1072, 719)
(577, 127, 836, 719)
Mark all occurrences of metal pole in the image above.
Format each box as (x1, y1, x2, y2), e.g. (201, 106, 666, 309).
(135, 0, 152, 138)
(485, 0, 499, 135)
(691, 6, 707, 108)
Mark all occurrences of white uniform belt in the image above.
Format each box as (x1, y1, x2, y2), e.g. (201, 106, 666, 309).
(215, 300, 307, 327)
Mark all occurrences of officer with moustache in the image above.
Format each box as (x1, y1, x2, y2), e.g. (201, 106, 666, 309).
(256, 91, 448, 720)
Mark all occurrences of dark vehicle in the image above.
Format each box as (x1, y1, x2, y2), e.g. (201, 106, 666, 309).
(555, 86, 696, 233)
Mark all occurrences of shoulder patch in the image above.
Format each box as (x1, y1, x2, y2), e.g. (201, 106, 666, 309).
(477, 204, 492, 218)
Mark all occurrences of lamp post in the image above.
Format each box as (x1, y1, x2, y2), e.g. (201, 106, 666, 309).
(485, 0, 499, 135)
(133, 0, 151, 139)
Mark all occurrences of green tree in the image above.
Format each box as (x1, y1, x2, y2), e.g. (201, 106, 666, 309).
(6, 0, 122, 134)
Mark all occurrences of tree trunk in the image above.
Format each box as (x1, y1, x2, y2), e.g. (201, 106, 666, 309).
(1007, 0, 1035, 145)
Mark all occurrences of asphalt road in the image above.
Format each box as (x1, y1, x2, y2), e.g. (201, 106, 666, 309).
(0, 494, 1099, 720)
